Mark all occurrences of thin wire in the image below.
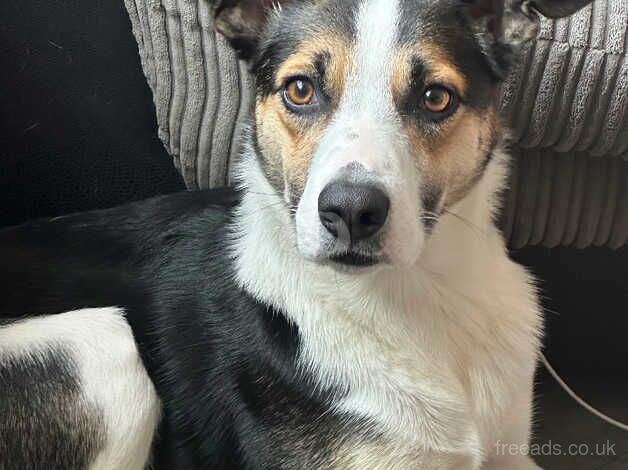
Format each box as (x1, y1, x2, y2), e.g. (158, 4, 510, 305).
(541, 353, 628, 431)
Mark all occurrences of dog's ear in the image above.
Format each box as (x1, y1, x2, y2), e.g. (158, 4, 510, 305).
(212, 0, 293, 59)
(462, 0, 595, 76)
(463, 0, 596, 44)
(527, 0, 597, 18)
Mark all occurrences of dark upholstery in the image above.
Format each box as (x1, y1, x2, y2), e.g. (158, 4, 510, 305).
(0, 0, 184, 228)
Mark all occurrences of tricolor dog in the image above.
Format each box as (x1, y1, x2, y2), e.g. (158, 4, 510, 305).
(0, 0, 594, 468)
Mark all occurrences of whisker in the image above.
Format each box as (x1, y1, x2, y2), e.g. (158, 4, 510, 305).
(236, 201, 287, 218)
(245, 190, 279, 197)
(441, 209, 489, 239)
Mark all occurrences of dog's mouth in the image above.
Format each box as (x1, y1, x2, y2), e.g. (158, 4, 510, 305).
(328, 251, 382, 268)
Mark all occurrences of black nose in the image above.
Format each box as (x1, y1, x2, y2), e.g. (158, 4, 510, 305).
(318, 181, 390, 243)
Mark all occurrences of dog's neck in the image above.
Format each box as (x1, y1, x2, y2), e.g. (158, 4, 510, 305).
(230, 136, 511, 324)
(229, 137, 541, 455)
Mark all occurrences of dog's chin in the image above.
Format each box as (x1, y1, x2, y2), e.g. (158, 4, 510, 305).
(295, 225, 422, 273)
(296, 239, 424, 274)
(296, 236, 420, 273)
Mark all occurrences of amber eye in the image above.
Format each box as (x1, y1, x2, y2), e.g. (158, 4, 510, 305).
(422, 86, 452, 114)
(284, 78, 315, 107)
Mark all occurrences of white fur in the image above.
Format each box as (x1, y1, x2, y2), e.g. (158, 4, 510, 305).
(295, 0, 424, 265)
(232, 141, 542, 468)
(240, 2, 542, 465)
(0, 308, 161, 470)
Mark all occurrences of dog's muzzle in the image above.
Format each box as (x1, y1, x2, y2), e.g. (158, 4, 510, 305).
(295, 123, 423, 269)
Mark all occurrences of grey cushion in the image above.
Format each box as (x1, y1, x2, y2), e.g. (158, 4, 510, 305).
(503, 148, 627, 249)
(501, 0, 627, 157)
(123, 0, 627, 248)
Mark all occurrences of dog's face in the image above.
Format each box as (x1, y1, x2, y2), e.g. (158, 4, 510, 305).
(214, 0, 592, 268)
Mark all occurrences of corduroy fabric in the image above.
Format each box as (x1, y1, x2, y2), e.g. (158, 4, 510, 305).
(500, 0, 627, 156)
(123, 0, 627, 247)
(125, 0, 254, 189)
(503, 148, 627, 249)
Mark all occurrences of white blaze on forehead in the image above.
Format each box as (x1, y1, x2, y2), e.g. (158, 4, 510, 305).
(305, 0, 404, 175)
(295, 0, 424, 264)
(342, 0, 400, 118)
(325, 0, 403, 173)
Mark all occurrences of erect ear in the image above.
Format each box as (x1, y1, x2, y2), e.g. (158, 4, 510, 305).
(527, 0, 597, 18)
(464, 0, 596, 45)
(212, 0, 293, 59)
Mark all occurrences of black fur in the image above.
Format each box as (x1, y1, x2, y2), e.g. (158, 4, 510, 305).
(398, 0, 507, 107)
(253, 1, 360, 98)
(421, 188, 444, 232)
(0, 188, 356, 469)
(0, 346, 105, 470)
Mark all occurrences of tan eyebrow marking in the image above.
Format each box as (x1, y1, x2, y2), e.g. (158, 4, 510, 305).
(416, 41, 467, 95)
(391, 46, 415, 102)
(275, 31, 352, 103)
(276, 54, 318, 85)
(391, 41, 468, 111)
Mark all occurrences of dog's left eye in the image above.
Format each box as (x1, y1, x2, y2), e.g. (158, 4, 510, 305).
(418, 85, 460, 120)
(284, 78, 316, 107)
(282, 77, 318, 112)
(422, 86, 453, 114)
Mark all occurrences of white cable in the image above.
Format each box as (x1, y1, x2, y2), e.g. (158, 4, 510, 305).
(541, 353, 628, 432)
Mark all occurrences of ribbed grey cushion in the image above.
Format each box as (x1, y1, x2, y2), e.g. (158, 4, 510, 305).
(123, 0, 627, 248)
(125, 0, 254, 189)
(500, 0, 627, 156)
(502, 148, 628, 249)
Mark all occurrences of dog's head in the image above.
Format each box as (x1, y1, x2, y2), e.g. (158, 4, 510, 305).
(214, 0, 593, 268)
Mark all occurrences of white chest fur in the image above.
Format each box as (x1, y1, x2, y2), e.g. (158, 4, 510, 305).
(232, 151, 542, 468)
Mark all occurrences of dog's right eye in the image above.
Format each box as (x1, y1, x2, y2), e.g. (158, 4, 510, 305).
(417, 84, 459, 121)
(283, 77, 318, 110)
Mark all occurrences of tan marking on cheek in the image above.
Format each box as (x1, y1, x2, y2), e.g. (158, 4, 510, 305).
(255, 97, 293, 191)
(277, 110, 298, 141)
(275, 32, 352, 103)
(253, 32, 351, 197)
(405, 108, 498, 207)
(283, 120, 327, 194)
(255, 95, 329, 197)
(417, 41, 467, 95)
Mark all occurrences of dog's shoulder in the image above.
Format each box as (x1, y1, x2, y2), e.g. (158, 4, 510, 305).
(0, 187, 257, 468)
(0, 187, 240, 252)
(0, 188, 240, 320)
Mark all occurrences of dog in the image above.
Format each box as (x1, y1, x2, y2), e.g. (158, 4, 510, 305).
(0, 0, 595, 468)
